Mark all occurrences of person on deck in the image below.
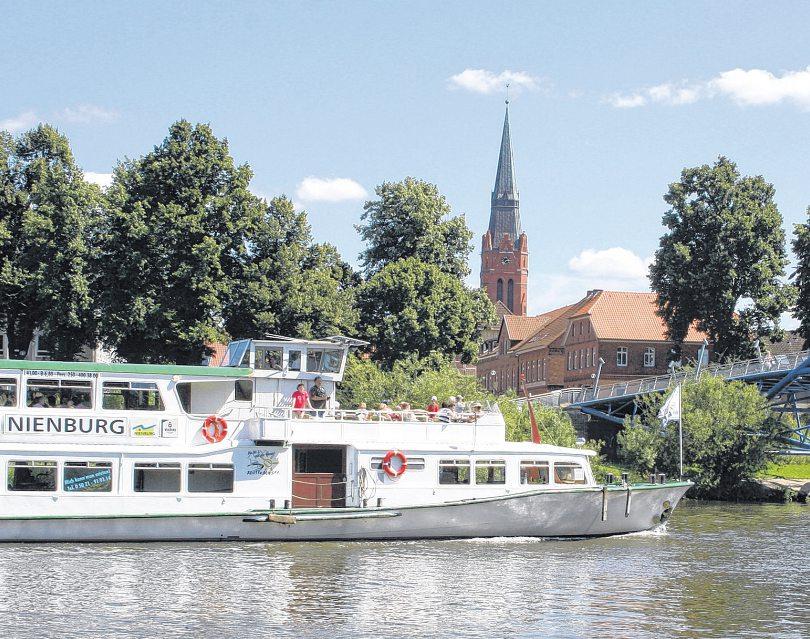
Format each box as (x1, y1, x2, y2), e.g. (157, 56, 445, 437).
(309, 377, 328, 417)
(437, 400, 455, 423)
(292, 383, 312, 418)
(426, 396, 440, 418)
(356, 402, 369, 421)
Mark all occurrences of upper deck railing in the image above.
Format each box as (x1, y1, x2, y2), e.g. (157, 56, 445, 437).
(525, 350, 810, 408)
(253, 405, 499, 424)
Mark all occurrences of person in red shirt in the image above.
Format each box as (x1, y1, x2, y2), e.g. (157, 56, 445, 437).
(292, 383, 312, 419)
(426, 396, 440, 420)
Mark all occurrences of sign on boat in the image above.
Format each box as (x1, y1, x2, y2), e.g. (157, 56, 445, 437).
(0, 336, 690, 542)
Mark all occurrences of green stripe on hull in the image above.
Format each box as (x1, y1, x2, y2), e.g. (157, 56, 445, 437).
(0, 359, 251, 378)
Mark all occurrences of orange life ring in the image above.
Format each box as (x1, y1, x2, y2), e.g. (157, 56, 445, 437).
(381, 450, 407, 478)
(202, 415, 228, 443)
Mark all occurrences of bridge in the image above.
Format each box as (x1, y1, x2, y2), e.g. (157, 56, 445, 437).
(525, 350, 810, 452)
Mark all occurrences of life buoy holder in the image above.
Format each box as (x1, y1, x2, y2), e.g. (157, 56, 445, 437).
(381, 450, 407, 478)
(202, 415, 228, 443)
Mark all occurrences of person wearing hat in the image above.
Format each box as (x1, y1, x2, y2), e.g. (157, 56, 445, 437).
(468, 402, 483, 423)
(426, 396, 440, 419)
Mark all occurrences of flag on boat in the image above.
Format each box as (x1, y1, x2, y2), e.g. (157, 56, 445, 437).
(657, 385, 681, 423)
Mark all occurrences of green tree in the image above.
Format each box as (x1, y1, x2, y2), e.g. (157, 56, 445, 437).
(96, 120, 263, 364)
(357, 178, 473, 278)
(223, 196, 358, 340)
(0, 125, 100, 359)
(356, 257, 495, 368)
(791, 207, 810, 348)
(649, 157, 793, 360)
(617, 376, 780, 499)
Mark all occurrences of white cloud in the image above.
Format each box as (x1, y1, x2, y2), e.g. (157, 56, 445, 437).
(528, 247, 653, 314)
(448, 68, 539, 94)
(709, 67, 810, 108)
(568, 247, 652, 280)
(0, 111, 39, 133)
(84, 172, 113, 189)
(58, 104, 119, 124)
(295, 177, 367, 202)
(607, 65, 810, 109)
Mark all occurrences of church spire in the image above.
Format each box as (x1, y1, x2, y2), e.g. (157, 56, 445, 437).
(488, 103, 521, 247)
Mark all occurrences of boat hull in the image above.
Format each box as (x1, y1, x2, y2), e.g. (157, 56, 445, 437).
(0, 482, 690, 542)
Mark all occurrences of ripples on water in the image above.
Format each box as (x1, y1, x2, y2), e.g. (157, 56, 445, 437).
(0, 501, 807, 638)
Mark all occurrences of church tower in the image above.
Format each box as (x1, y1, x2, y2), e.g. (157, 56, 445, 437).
(480, 104, 528, 315)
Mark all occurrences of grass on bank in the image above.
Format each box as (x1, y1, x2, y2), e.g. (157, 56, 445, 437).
(760, 456, 810, 480)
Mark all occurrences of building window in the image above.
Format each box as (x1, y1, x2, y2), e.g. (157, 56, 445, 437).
(64, 461, 113, 492)
(475, 460, 506, 485)
(616, 347, 628, 367)
(188, 463, 234, 493)
(134, 462, 181, 493)
(103, 382, 164, 411)
(7, 460, 57, 491)
(497, 279, 504, 302)
(567, 352, 572, 371)
(520, 461, 549, 485)
(27, 379, 92, 409)
(507, 279, 514, 311)
(439, 459, 471, 485)
(644, 347, 656, 368)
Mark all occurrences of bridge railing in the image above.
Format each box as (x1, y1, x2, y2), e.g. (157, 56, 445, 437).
(526, 349, 810, 408)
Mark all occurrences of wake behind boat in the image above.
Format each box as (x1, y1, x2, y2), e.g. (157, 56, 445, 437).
(0, 336, 690, 542)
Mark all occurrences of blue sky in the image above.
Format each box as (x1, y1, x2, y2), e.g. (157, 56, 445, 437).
(3, 2, 809, 323)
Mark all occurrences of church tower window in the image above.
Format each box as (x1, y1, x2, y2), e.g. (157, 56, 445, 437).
(507, 279, 514, 312)
(497, 279, 504, 302)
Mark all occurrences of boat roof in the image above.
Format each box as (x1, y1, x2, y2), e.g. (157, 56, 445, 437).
(0, 359, 251, 378)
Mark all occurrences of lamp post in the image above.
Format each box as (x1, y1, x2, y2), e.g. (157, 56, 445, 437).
(593, 357, 605, 399)
(489, 369, 497, 393)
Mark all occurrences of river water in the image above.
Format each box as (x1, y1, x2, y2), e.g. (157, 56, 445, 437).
(0, 501, 807, 638)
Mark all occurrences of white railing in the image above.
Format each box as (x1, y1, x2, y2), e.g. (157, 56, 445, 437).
(252, 406, 494, 424)
(524, 349, 810, 408)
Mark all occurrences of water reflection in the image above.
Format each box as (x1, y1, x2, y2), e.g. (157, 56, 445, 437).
(0, 502, 806, 638)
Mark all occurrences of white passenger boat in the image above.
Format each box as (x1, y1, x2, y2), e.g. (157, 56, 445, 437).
(0, 336, 690, 542)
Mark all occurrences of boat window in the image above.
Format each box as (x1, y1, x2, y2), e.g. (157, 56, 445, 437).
(288, 350, 302, 371)
(306, 349, 343, 373)
(222, 340, 250, 367)
(235, 379, 253, 402)
(176, 382, 191, 412)
(255, 347, 282, 370)
(133, 462, 181, 492)
(371, 456, 426, 470)
(554, 462, 587, 485)
(26, 378, 92, 409)
(102, 381, 164, 411)
(7, 460, 57, 491)
(294, 447, 343, 474)
(63, 461, 113, 493)
(520, 461, 550, 485)
(188, 463, 234, 493)
(475, 460, 506, 485)
(438, 459, 471, 485)
(306, 350, 322, 372)
(0, 378, 17, 407)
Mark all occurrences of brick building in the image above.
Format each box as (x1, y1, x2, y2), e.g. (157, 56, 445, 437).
(477, 290, 708, 395)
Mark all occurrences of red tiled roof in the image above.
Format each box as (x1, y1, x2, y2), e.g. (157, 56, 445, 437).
(501, 305, 571, 343)
(588, 291, 706, 342)
(204, 342, 229, 366)
(511, 296, 596, 353)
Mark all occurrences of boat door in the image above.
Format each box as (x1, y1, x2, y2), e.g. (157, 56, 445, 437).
(291, 445, 346, 508)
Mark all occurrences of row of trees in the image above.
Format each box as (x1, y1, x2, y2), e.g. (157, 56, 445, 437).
(0, 122, 494, 365)
(650, 157, 810, 360)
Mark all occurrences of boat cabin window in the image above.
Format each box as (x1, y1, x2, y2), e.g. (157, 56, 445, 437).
(0, 378, 17, 407)
(222, 340, 250, 367)
(7, 460, 57, 491)
(554, 462, 587, 485)
(294, 447, 343, 474)
(134, 462, 181, 493)
(63, 461, 113, 493)
(234, 380, 253, 402)
(306, 349, 343, 373)
(288, 350, 302, 371)
(439, 459, 471, 485)
(188, 463, 234, 493)
(371, 456, 426, 470)
(27, 378, 92, 409)
(256, 347, 283, 370)
(520, 461, 550, 485)
(475, 460, 506, 485)
(103, 382, 164, 411)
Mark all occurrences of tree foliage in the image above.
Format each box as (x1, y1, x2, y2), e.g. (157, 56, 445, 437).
(357, 178, 473, 278)
(792, 207, 810, 348)
(96, 120, 264, 364)
(617, 376, 780, 499)
(356, 257, 495, 368)
(223, 196, 358, 340)
(0, 125, 99, 359)
(649, 157, 793, 360)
